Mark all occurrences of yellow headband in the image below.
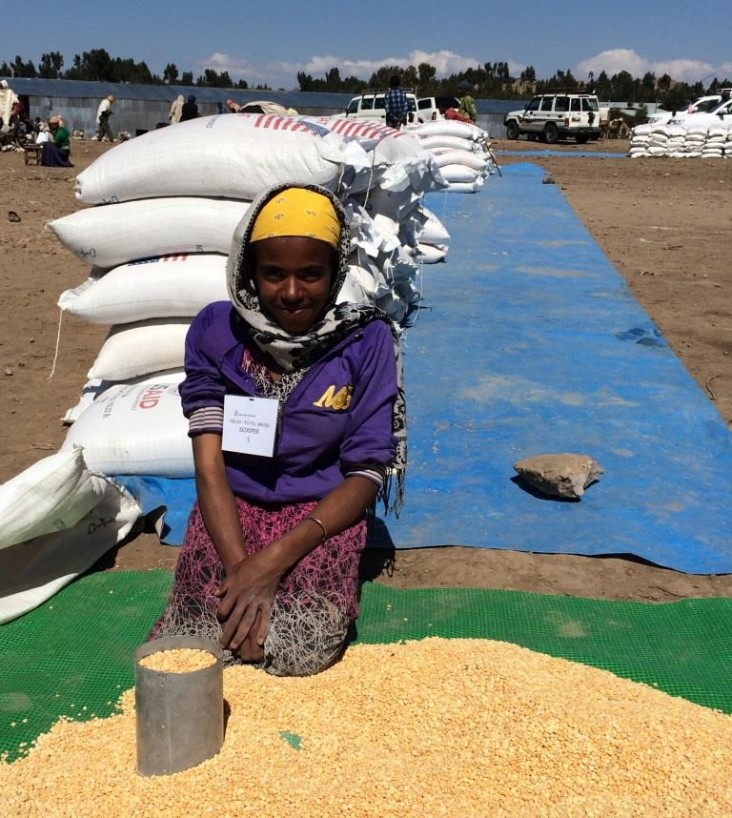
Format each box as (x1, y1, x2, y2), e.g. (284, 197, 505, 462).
(250, 189, 340, 249)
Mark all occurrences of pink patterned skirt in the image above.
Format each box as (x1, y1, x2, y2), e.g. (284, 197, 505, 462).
(150, 497, 367, 675)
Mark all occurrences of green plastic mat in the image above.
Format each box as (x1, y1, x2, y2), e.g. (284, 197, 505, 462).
(2, 570, 732, 761)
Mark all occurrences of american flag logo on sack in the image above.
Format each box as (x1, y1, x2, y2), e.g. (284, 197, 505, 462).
(252, 115, 331, 137)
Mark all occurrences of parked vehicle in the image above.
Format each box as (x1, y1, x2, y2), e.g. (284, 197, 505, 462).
(669, 97, 732, 129)
(647, 91, 732, 126)
(503, 93, 601, 143)
(344, 91, 418, 123)
(416, 96, 460, 121)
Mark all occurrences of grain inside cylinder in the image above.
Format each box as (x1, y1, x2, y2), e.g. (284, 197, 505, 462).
(137, 647, 217, 673)
(3, 638, 732, 816)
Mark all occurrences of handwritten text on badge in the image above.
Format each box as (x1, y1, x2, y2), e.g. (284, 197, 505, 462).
(222, 395, 279, 457)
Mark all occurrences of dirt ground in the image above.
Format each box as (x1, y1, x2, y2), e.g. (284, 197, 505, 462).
(1, 137, 730, 602)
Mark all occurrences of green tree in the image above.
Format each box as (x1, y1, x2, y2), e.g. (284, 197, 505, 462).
(9, 55, 37, 77)
(595, 70, 612, 100)
(417, 62, 436, 94)
(38, 51, 63, 79)
(324, 67, 341, 92)
(180, 71, 194, 86)
(163, 63, 179, 85)
(610, 70, 636, 101)
(65, 49, 115, 81)
(368, 65, 404, 90)
(297, 71, 314, 91)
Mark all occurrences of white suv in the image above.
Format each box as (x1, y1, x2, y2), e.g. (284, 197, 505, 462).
(344, 91, 418, 123)
(504, 93, 601, 143)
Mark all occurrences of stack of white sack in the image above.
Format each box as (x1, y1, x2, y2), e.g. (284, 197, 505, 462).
(701, 125, 728, 158)
(304, 117, 450, 311)
(307, 117, 451, 264)
(51, 113, 448, 478)
(405, 119, 496, 192)
(629, 120, 732, 158)
(0, 447, 141, 623)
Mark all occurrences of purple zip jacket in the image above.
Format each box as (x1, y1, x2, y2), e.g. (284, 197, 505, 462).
(180, 301, 398, 505)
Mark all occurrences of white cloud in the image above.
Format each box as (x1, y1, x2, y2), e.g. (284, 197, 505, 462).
(196, 52, 264, 82)
(200, 48, 732, 91)
(197, 49, 486, 89)
(576, 49, 730, 83)
(300, 49, 483, 79)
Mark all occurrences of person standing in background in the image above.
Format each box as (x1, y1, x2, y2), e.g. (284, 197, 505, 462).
(457, 81, 477, 123)
(95, 95, 115, 141)
(384, 75, 408, 129)
(180, 95, 199, 122)
(169, 94, 185, 124)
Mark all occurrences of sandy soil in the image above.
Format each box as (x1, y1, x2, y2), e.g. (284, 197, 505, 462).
(1, 138, 730, 601)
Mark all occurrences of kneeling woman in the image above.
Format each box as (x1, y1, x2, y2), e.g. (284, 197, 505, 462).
(151, 183, 406, 676)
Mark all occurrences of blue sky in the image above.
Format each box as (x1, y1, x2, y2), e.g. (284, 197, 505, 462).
(8, 0, 732, 89)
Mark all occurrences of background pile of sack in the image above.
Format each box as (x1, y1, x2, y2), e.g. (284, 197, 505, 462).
(406, 118, 496, 192)
(48, 114, 454, 475)
(629, 121, 732, 158)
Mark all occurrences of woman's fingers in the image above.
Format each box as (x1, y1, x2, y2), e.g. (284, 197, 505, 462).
(254, 603, 271, 647)
(237, 627, 265, 663)
(215, 583, 234, 619)
(220, 602, 258, 651)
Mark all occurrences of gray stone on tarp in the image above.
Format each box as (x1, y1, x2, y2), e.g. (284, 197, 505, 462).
(513, 453, 603, 500)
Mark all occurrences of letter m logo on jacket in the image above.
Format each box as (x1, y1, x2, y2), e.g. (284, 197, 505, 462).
(313, 385, 353, 410)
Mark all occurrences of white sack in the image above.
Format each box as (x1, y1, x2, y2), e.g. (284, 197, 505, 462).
(0, 447, 108, 550)
(0, 482, 141, 624)
(61, 379, 194, 477)
(411, 120, 485, 140)
(418, 134, 480, 152)
(49, 197, 251, 269)
(444, 178, 485, 193)
(414, 243, 448, 263)
(419, 206, 451, 244)
(438, 164, 481, 183)
(431, 148, 489, 172)
(88, 319, 191, 381)
(59, 254, 229, 325)
(63, 369, 186, 426)
(75, 114, 348, 204)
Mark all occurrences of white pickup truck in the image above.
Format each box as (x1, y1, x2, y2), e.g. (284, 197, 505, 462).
(344, 91, 418, 123)
(647, 92, 732, 126)
(415, 96, 460, 121)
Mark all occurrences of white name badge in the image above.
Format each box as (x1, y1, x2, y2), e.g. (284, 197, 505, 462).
(222, 395, 279, 458)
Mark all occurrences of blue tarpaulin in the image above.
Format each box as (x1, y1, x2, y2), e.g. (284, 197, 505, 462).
(117, 163, 731, 574)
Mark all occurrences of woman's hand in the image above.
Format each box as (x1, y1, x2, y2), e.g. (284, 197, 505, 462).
(215, 548, 283, 661)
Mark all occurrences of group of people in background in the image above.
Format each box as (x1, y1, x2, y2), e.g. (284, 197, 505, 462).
(168, 94, 199, 124)
(0, 86, 122, 167)
(384, 75, 477, 130)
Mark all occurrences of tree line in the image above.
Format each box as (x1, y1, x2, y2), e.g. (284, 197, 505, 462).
(0, 50, 260, 90)
(2, 50, 730, 109)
